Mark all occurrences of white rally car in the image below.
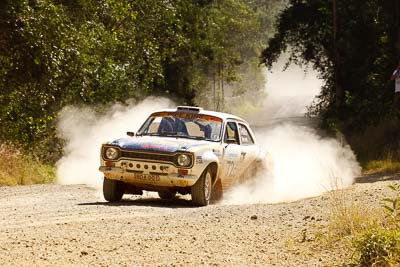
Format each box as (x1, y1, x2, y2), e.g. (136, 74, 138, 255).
(99, 106, 264, 206)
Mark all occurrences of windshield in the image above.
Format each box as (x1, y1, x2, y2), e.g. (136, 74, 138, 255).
(137, 112, 223, 141)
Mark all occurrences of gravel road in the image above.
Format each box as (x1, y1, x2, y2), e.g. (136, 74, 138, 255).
(0, 174, 398, 267)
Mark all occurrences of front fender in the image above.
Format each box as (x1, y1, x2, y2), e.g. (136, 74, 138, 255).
(194, 149, 220, 179)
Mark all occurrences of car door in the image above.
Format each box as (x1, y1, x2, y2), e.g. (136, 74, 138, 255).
(236, 123, 258, 176)
(220, 121, 242, 187)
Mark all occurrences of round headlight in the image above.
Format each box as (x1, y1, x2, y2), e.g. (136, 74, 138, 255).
(177, 154, 191, 167)
(105, 147, 119, 160)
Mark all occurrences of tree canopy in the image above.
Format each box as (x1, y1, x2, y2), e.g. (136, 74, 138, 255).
(262, 0, 400, 134)
(0, 0, 283, 157)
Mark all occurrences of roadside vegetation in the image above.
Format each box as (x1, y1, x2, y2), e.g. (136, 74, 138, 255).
(327, 184, 400, 266)
(0, 144, 55, 186)
(363, 160, 400, 175)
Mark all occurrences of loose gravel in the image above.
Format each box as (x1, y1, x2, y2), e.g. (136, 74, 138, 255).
(0, 174, 399, 266)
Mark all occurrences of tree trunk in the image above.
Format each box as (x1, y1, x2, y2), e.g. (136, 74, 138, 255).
(396, 0, 400, 55)
(213, 71, 216, 110)
(221, 62, 224, 111)
(333, 0, 342, 111)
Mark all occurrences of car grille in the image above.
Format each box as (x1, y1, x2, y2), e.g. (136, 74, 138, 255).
(120, 151, 175, 163)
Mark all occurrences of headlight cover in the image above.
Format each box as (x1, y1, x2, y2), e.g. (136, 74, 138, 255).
(177, 154, 191, 167)
(105, 147, 119, 160)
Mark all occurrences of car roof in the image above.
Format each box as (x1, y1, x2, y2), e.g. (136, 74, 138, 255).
(152, 106, 248, 123)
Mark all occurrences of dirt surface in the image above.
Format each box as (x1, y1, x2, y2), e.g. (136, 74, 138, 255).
(0, 174, 399, 267)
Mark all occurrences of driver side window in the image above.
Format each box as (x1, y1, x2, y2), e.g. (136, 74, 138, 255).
(225, 121, 239, 144)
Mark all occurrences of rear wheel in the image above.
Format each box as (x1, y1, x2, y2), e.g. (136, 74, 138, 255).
(158, 191, 176, 200)
(191, 168, 212, 206)
(103, 177, 125, 202)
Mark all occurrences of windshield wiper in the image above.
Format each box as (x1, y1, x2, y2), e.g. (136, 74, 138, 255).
(182, 135, 205, 140)
(139, 132, 178, 137)
(138, 132, 211, 140)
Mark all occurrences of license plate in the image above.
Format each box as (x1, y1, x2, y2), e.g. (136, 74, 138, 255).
(134, 173, 160, 182)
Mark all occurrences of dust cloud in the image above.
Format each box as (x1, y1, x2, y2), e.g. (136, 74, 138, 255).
(222, 61, 361, 204)
(56, 61, 360, 205)
(56, 97, 174, 189)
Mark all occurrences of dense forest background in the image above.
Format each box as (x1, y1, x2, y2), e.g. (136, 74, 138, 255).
(0, 0, 284, 162)
(1, 0, 400, 165)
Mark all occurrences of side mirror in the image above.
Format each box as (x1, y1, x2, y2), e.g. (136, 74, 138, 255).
(127, 131, 135, 137)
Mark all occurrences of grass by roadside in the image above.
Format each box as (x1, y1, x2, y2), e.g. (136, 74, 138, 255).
(363, 159, 400, 175)
(328, 191, 384, 238)
(0, 143, 55, 186)
(325, 183, 400, 266)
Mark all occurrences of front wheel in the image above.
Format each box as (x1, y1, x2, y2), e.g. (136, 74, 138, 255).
(211, 179, 223, 203)
(191, 168, 212, 206)
(103, 177, 125, 202)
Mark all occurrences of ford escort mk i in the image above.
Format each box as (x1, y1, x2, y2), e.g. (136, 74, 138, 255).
(99, 106, 264, 206)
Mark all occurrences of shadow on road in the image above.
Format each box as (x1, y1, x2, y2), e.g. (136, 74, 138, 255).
(356, 172, 400, 184)
(78, 196, 197, 209)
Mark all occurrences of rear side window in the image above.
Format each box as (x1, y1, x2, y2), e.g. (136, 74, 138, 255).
(239, 124, 254, 145)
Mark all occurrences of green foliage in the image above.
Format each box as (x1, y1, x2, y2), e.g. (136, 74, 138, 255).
(352, 229, 400, 267)
(0, 0, 285, 160)
(191, 0, 284, 110)
(327, 184, 400, 266)
(349, 184, 400, 266)
(382, 183, 400, 229)
(262, 0, 399, 135)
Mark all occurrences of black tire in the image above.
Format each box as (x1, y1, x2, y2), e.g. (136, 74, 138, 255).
(191, 168, 212, 206)
(103, 177, 125, 202)
(158, 191, 176, 200)
(211, 179, 223, 203)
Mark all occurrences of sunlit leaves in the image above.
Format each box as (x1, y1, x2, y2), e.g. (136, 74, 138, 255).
(0, 0, 282, 154)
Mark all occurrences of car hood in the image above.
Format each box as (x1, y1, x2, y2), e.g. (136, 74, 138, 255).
(107, 136, 215, 153)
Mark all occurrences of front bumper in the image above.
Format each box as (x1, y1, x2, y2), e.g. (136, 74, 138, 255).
(99, 166, 198, 187)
